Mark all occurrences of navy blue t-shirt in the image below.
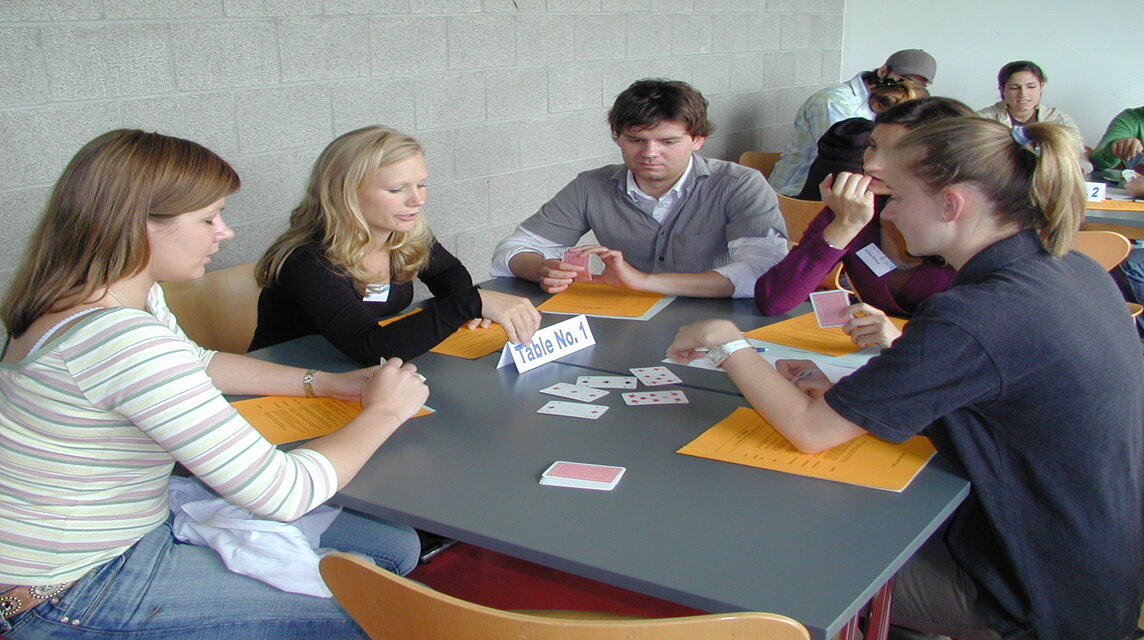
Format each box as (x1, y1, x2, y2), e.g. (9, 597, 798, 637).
(826, 230, 1144, 640)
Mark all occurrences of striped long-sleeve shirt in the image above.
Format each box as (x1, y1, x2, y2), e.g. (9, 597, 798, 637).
(0, 285, 338, 584)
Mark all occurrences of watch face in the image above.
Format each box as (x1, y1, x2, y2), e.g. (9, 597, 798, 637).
(706, 346, 726, 367)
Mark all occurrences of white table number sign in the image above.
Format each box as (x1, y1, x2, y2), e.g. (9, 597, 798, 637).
(1084, 181, 1106, 202)
(498, 314, 596, 372)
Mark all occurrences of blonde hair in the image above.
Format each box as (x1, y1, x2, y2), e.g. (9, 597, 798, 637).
(256, 126, 433, 292)
(895, 118, 1085, 257)
(2, 129, 240, 338)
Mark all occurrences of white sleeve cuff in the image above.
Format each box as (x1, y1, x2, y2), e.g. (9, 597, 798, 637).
(715, 234, 789, 298)
(490, 226, 568, 277)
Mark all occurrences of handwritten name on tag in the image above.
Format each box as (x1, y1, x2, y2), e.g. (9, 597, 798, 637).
(497, 314, 595, 372)
(855, 243, 895, 277)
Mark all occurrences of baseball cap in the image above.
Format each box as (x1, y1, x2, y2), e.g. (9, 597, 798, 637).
(884, 49, 936, 84)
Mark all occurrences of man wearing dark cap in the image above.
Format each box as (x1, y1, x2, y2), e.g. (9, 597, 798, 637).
(769, 49, 937, 197)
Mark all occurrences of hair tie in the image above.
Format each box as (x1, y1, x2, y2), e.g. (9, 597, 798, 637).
(1010, 126, 1040, 156)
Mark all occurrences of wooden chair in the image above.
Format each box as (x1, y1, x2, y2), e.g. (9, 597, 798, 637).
(738, 151, 782, 180)
(319, 552, 811, 640)
(160, 262, 260, 353)
(776, 194, 826, 245)
(821, 262, 845, 291)
(773, 192, 842, 292)
(1071, 230, 1131, 270)
(1069, 230, 1143, 318)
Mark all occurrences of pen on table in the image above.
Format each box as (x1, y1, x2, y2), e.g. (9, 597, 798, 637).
(679, 346, 767, 357)
(790, 368, 819, 383)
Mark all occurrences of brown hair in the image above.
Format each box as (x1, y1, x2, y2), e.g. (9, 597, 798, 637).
(894, 118, 1084, 257)
(866, 80, 929, 114)
(997, 60, 1046, 89)
(607, 79, 713, 139)
(256, 125, 432, 292)
(2, 129, 239, 337)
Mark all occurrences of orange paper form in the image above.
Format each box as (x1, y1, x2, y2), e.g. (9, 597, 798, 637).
(677, 407, 935, 492)
(232, 396, 433, 445)
(745, 312, 908, 356)
(379, 309, 508, 359)
(536, 282, 663, 317)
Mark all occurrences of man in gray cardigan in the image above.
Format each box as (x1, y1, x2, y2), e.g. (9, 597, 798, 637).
(491, 79, 787, 298)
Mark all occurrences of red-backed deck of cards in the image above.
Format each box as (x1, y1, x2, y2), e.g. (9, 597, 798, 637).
(809, 289, 853, 328)
(562, 249, 591, 281)
(540, 461, 626, 491)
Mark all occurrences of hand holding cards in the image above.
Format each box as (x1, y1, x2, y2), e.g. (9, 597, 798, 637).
(809, 289, 853, 328)
(563, 248, 592, 281)
(540, 461, 626, 491)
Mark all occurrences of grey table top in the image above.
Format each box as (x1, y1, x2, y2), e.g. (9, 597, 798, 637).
(245, 285, 970, 640)
(1085, 206, 1144, 229)
(477, 277, 812, 396)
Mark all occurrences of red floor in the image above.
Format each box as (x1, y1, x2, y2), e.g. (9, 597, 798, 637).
(407, 542, 708, 618)
(0, 544, 706, 640)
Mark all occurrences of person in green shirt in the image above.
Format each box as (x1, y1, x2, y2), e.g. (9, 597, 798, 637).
(1091, 106, 1144, 170)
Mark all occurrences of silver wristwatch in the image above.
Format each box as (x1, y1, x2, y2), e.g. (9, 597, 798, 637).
(705, 338, 754, 368)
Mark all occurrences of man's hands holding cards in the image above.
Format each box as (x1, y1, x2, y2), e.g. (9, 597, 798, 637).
(531, 246, 602, 293)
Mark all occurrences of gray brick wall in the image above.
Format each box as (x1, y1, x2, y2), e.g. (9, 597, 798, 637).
(0, 0, 842, 297)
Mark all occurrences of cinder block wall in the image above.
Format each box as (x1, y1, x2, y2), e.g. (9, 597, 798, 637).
(0, 0, 842, 293)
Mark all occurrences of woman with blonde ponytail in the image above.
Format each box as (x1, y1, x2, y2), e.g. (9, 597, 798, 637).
(668, 117, 1143, 640)
(251, 125, 540, 365)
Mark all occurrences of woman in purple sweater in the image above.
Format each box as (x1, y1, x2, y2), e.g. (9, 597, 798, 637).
(755, 97, 973, 347)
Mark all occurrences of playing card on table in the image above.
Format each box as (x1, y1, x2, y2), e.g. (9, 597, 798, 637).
(629, 366, 682, 386)
(809, 289, 853, 328)
(576, 375, 637, 389)
(540, 460, 626, 490)
(622, 390, 689, 406)
(536, 400, 609, 420)
(562, 249, 592, 281)
(540, 382, 609, 402)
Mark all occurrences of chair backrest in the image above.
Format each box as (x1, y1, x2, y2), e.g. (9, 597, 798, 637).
(738, 151, 782, 179)
(160, 262, 260, 353)
(776, 195, 826, 245)
(319, 552, 811, 640)
(821, 262, 844, 291)
(1070, 230, 1131, 271)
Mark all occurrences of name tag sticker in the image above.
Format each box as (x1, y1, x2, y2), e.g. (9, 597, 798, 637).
(1085, 181, 1106, 202)
(363, 284, 390, 302)
(855, 243, 895, 277)
(497, 314, 595, 373)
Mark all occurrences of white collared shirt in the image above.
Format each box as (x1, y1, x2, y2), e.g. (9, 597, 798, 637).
(624, 157, 693, 224)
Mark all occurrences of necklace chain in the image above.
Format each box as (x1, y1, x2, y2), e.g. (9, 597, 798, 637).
(106, 288, 127, 307)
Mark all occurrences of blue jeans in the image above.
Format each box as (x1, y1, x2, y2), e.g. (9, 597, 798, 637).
(2, 509, 419, 639)
(1120, 243, 1144, 332)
